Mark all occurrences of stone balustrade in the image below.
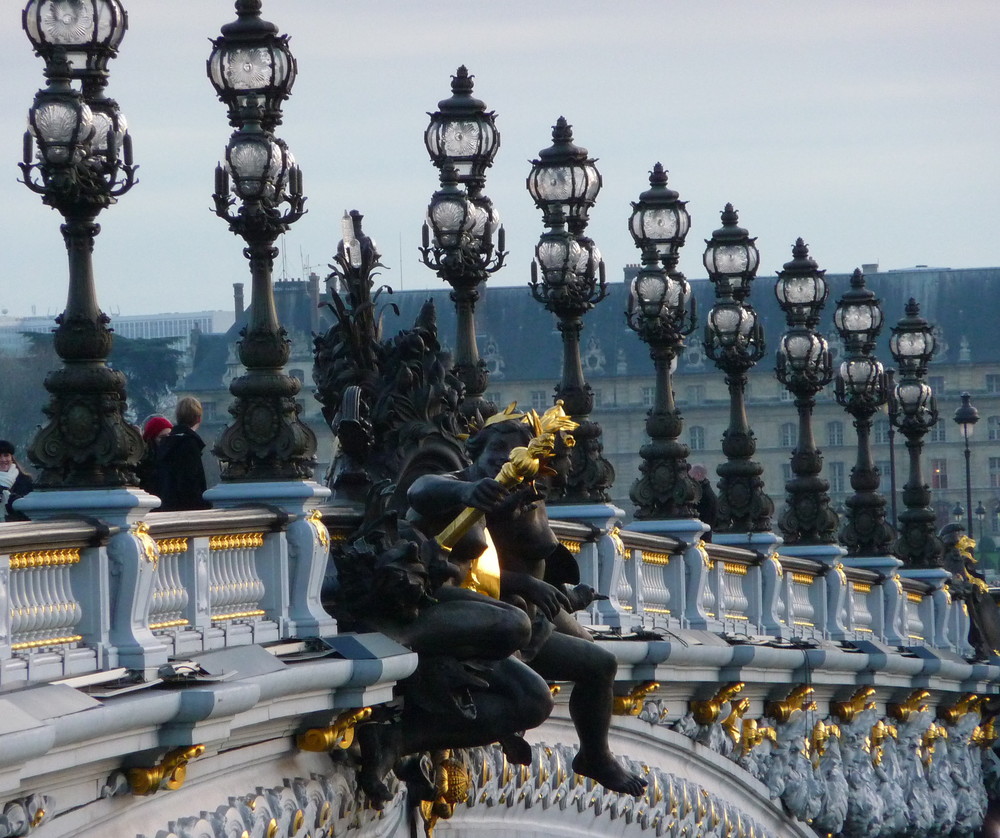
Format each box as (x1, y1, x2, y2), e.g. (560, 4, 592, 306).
(0, 506, 984, 689)
(549, 520, 972, 657)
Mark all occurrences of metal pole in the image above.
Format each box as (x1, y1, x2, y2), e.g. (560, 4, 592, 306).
(965, 426, 974, 532)
(889, 424, 898, 528)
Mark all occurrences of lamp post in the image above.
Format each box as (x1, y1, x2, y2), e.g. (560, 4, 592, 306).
(888, 298, 942, 567)
(774, 239, 838, 544)
(976, 500, 987, 544)
(886, 369, 899, 528)
(953, 392, 979, 533)
(702, 204, 772, 532)
(19, 0, 143, 488)
(527, 118, 613, 503)
(626, 164, 698, 519)
(952, 502, 965, 524)
(421, 67, 505, 424)
(208, 0, 316, 480)
(833, 269, 894, 556)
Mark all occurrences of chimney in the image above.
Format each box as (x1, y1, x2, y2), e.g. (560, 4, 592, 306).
(308, 271, 320, 332)
(234, 282, 245, 320)
(862, 263, 879, 274)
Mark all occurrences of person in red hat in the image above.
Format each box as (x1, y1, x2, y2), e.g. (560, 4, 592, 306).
(137, 415, 173, 497)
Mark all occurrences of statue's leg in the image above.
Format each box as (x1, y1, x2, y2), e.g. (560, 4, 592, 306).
(401, 655, 553, 752)
(529, 631, 647, 796)
(396, 590, 531, 660)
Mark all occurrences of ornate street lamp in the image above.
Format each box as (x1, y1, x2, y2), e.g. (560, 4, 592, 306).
(421, 68, 505, 424)
(702, 204, 772, 532)
(774, 239, 838, 544)
(888, 298, 942, 567)
(527, 121, 613, 503)
(207, 0, 296, 132)
(626, 166, 697, 519)
(527, 116, 601, 238)
(833, 269, 894, 555)
(953, 392, 979, 533)
(19, 0, 142, 488)
(24, 0, 127, 95)
(209, 1, 315, 480)
(976, 500, 987, 544)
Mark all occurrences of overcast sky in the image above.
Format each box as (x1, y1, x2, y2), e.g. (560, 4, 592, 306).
(1, 0, 997, 319)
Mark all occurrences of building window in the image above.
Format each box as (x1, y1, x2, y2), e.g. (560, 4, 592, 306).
(779, 422, 797, 448)
(989, 457, 1000, 489)
(781, 464, 793, 484)
(827, 421, 844, 447)
(592, 389, 603, 409)
(873, 419, 890, 445)
(989, 416, 1000, 441)
(530, 390, 548, 411)
(779, 386, 792, 402)
(928, 375, 945, 395)
(929, 423, 947, 443)
(202, 401, 217, 421)
(828, 462, 845, 494)
(641, 386, 655, 407)
(690, 425, 705, 451)
(987, 374, 1000, 393)
(686, 385, 706, 405)
(931, 458, 948, 489)
(876, 460, 892, 482)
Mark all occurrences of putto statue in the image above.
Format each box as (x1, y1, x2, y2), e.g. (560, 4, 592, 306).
(939, 522, 1000, 660)
(314, 216, 646, 802)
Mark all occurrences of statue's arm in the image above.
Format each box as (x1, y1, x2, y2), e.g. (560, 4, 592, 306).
(408, 473, 507, 518)
(500, 570, 572, 621)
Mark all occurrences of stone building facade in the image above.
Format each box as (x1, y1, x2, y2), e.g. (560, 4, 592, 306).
(180, 265, 1000, 545)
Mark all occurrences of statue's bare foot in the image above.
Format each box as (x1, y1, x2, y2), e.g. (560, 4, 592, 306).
(572, 751, 647, 797)
(499, 733, 532, 765)
(357, 723, 401, 809)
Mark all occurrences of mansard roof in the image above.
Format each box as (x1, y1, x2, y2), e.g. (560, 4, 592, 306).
(183, 265, 1000, 389)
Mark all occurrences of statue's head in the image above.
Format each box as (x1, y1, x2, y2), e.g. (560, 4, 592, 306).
(939, 521, 966, 548)
(466, 416, 533, 476)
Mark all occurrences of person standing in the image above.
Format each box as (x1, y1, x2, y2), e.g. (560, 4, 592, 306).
(137, 415, 172, 497)
(155, 397, 210, 512)
(0, 440, 34, 522)
(690, 463, 718, 539)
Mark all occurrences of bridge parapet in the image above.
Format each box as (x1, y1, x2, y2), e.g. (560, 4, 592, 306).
(0, 506, 363, 689)
(0, 508, 982, 692)
(551, 520, 971, 659)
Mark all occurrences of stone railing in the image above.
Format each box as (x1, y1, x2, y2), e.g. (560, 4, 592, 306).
(0, 502, 979, 690)
(549, 520, 971, 655)
(0, 505, 360, 689)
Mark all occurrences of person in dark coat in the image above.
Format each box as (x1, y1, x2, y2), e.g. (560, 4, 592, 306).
(690, 463, 718, 539)
(0, 440, 33, 522)
(155, 397, 210, 512)
(137, 415, 172, 497)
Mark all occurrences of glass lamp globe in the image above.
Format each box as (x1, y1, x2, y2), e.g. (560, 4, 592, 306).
(424, 66, 499, 192)
(703, 204, 759, 299)
(208, 0, 296, 128)
(527, 117, 601, 230)
(24, 0, 127, 78)
(628, 162, 689, 262)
